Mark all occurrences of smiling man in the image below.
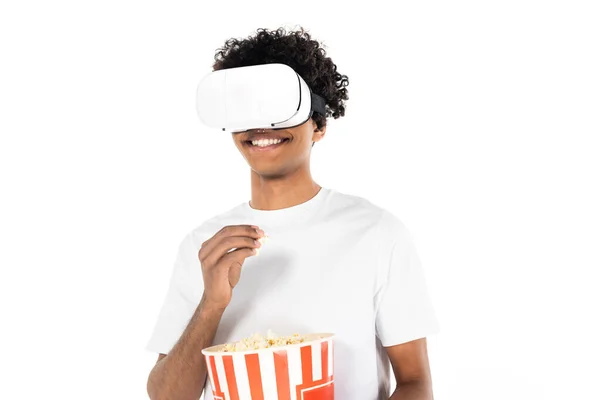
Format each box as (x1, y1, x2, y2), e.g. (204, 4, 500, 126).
(146, 26, 440, 400)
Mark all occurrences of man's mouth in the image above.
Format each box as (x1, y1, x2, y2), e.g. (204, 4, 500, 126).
(244, 138, 291, 148)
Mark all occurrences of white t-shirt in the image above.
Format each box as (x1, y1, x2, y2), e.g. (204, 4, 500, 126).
(146, 187, 440, 400)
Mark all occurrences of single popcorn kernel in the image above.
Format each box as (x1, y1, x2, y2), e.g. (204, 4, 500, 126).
(255, 234, 269, 256)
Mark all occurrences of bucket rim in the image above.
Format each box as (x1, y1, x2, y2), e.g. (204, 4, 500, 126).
(201, 332, 335, 356)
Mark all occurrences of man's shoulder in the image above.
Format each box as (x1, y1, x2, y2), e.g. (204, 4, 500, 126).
(329, 187, 382, 215)
(330, 188, 410, 237)
(330, 188, 399, 219)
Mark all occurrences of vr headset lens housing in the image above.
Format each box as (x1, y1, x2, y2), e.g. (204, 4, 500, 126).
(196, 63, 326, 133)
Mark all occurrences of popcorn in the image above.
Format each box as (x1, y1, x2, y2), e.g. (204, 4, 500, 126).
(255, 234, 269, 256)
(221, 330, 309, 352)
(202, 333, 335, 399)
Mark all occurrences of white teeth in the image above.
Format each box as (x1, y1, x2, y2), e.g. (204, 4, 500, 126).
(251, 138, 283, 147)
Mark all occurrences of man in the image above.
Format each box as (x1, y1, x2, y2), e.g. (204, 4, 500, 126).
(146, 26, 440, 400)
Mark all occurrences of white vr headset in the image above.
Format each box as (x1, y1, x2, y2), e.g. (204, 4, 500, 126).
(196, 63, 327, 133)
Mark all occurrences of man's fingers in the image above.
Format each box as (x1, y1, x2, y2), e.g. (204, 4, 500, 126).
(203, 236, 261, 268)
(198, 225, 263, 263)
(202, 225, 263, 251)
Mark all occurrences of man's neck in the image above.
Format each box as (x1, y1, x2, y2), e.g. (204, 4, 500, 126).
(249, 168, 321, 211)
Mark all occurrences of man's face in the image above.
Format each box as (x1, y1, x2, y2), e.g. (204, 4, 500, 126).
(232, 118, 326, 178)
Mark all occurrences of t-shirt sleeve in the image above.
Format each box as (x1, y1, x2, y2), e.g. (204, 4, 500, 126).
(375, 211, 441, 347)
(145, 232, 204, 355)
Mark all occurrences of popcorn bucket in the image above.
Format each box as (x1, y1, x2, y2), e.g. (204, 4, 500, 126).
(202, 333, 335, 400)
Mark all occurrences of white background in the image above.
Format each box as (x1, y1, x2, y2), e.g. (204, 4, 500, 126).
(1, 1, 599, 399)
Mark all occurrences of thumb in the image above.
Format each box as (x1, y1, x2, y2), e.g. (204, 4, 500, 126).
(222, 247, 255, 288)
(228, 261, 243, 288)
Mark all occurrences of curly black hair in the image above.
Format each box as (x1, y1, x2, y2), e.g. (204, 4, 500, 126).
(211, 26, 349, 131)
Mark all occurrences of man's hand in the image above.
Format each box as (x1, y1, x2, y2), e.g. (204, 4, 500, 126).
(198, 224, 265, 309)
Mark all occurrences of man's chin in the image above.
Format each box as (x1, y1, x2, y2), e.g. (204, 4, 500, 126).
(250, 166, 288, 180)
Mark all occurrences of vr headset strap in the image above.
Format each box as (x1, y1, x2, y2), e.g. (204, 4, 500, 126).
(311, 92, 327, 116)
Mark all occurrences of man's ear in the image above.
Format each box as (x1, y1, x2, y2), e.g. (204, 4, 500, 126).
(312, 125, 326, 144)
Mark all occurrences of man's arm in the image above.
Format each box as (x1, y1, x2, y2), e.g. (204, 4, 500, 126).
(386, 338, 434, 400)
(146, 225, 264, 400)
(147, 294, 225, 400)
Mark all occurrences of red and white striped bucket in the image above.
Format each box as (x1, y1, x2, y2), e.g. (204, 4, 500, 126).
(202, 333, 334, 400)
